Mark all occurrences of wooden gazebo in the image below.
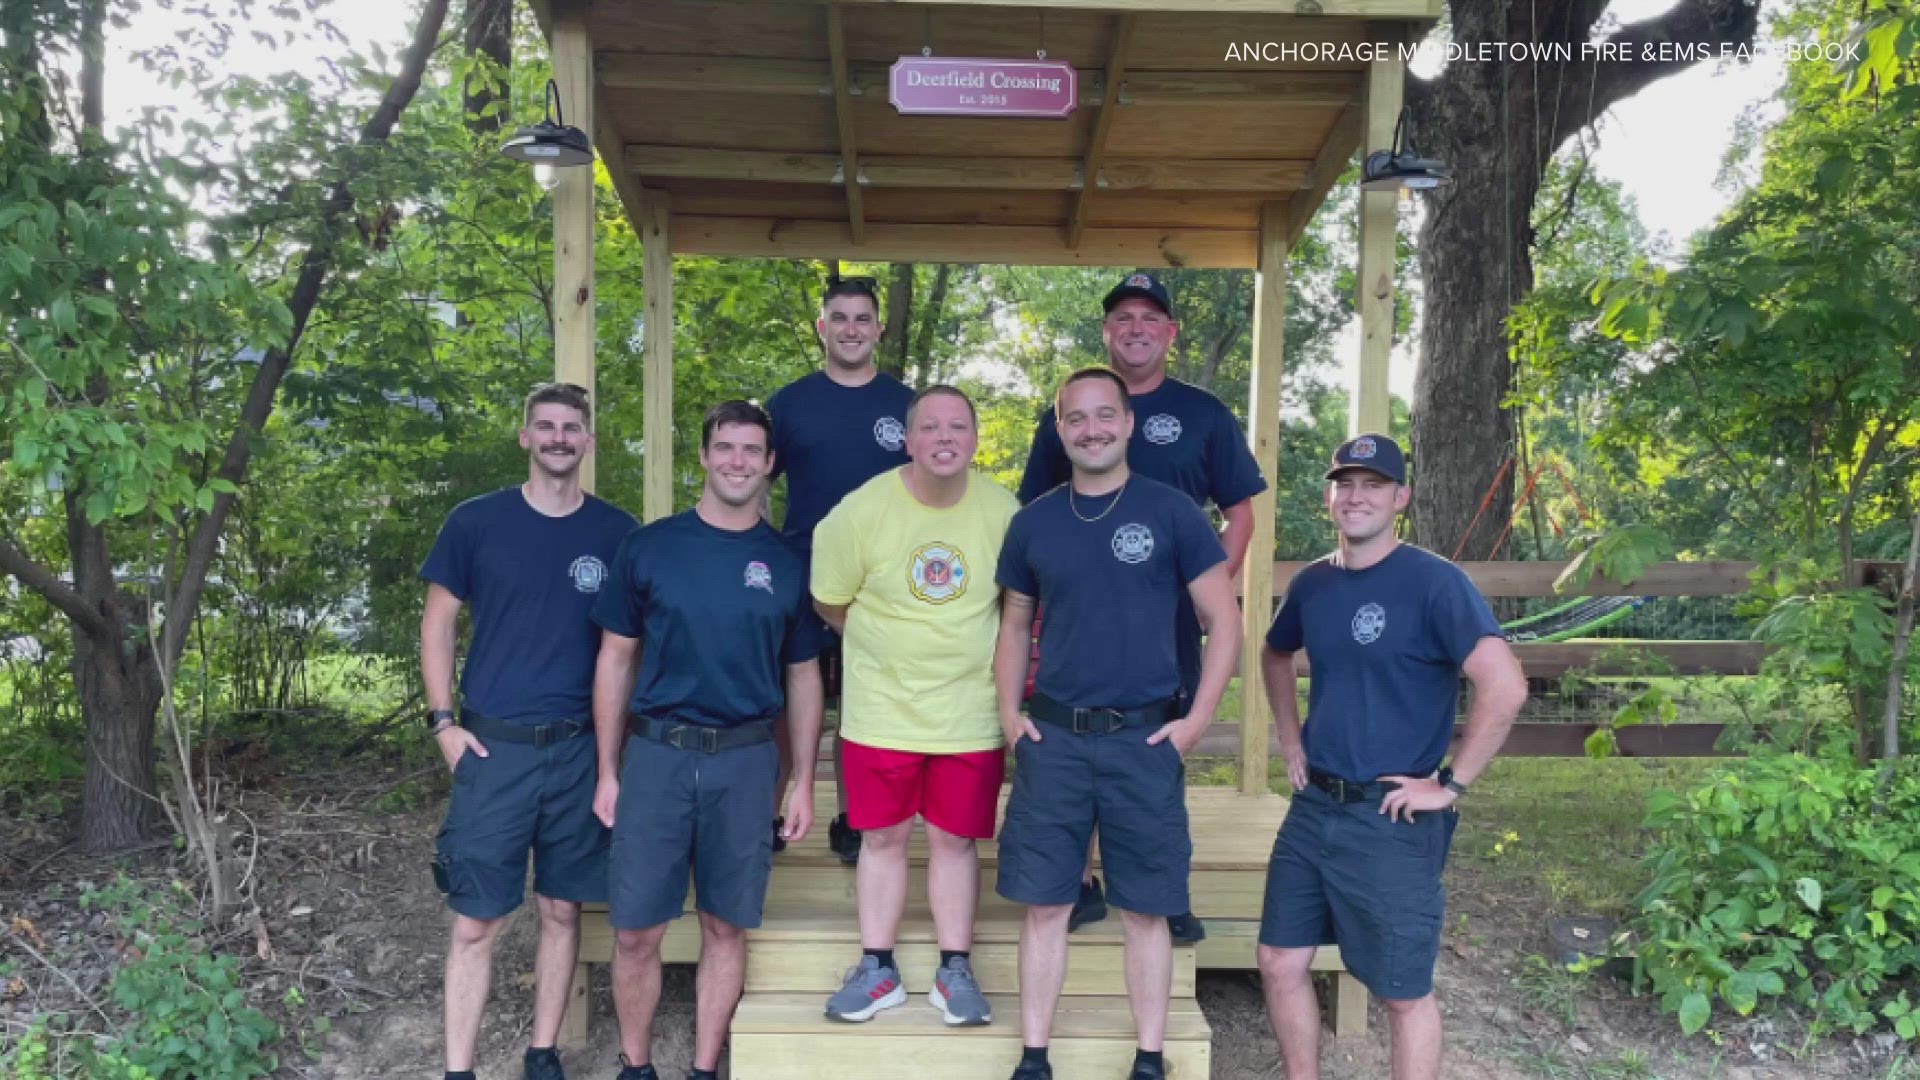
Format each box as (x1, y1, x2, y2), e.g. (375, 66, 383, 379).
(527, 1, 1440, 1069)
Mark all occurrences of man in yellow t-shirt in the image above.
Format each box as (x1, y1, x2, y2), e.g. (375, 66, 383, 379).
(811, 385, 1017, 1028)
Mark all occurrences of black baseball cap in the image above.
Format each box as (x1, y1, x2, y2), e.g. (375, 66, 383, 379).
(1325, 434, 1406, 485)
(1101, 272, 1175, 319)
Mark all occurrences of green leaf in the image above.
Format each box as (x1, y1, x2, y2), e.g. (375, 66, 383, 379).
(1796, 878, 1823, 913)
(1584, 728, 1617, 760)
(1679, 992, 1711, 1035)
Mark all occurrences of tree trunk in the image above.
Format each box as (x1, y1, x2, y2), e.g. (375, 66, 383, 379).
(74, 622, 165, 849)
(879, 262, 913, 379)
(1408, 0, 1761, 560)
(911, 263, 953, 385)
(461, 0, 512, 131)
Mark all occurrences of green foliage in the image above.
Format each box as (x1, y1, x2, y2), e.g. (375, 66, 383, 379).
(49, 877, 282, 1079)
(1633, 753, 1920, 1038)
(1556, 524, 1675, 593)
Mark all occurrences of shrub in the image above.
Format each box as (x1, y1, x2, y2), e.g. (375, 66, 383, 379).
(1632, 752, 1920, 1037)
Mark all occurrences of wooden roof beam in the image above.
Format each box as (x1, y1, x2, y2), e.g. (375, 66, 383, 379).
(1067, 14, 1134, 249)
(625, 146, 1317, 192)
(826, 5, 864, 244)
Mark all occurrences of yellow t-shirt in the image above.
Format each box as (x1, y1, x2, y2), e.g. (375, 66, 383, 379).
(811, 468, 1018, 753)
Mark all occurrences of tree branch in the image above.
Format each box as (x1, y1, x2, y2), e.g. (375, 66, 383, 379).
(0, 537, 111, 638)
(159, 0, 451, 672)
(1553, 0, 1762, 147)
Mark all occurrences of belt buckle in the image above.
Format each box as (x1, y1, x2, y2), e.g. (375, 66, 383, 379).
(1071, 707, 1125, 735)
(534, 722, 568, 749)
(670, 725, 718, 753)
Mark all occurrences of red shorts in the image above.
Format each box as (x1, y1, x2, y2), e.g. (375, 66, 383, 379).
(842, 740, 1005, 840)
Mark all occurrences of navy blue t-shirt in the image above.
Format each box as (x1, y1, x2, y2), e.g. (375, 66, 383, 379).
(996, 477, 1227, 708)
(1265, 544, 1502, 783)
(591, 510, 826, 728)
(767, 370, 914, 544)
(420, 488, 639, 725)
(1016, 377, 1267, 509)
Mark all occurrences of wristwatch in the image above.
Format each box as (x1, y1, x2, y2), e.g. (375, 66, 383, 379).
(426, 708, 457, 734)
(1439, 767, 1468, 798)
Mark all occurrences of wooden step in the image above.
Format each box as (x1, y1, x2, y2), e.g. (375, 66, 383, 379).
(729, 993, 1211, 1080)
(582, 909, 1198, 996)
(755, 864, 1268, 920)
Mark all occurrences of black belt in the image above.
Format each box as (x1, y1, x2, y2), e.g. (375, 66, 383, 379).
(1026, 692, 1178, 735)
(1307, 768, 1402, 804)
(459, 709, 589, 748)
(630, 714, 777, 753)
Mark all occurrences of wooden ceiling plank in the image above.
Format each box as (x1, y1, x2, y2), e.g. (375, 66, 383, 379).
(673, 216, 1256, 267)
(624, 145, 1313, 192)
(1067, 13, 1135, 248)
(826, 5, 865, 243)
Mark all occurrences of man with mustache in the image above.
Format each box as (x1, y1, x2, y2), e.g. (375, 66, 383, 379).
(589, 400, 826, 1080)
(420, 382, 639, 1080)
(1257, 435, 1525, 1080)
(767, 275, 917, 865)
(1016, 273, 1267, 944)
(811, 386, 1017, 1027)
(993, 369, 1243, 1080)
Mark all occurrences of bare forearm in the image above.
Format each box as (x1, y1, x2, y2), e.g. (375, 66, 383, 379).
(1220, 501, 1255, 582)
(593, 644, 637, 782)
(420, 616, 457, 713)
(1185, 616, 1238, 728)
(1451, 639, 1527, 785)
(1260, 649, 1303, 744)
(993, 614, 1033, 726)
(785, 666, 824, 782)
(1449, 689, 1522, 786)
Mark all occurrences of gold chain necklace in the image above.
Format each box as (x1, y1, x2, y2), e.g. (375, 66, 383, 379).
(1069, 479, 1127, 524)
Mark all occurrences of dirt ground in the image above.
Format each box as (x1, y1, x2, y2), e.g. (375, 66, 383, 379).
(3, 761, 1910, 1080)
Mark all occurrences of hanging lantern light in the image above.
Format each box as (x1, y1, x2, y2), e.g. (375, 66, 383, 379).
(500, 79, 594, 171)
(1361, 106, 1453, 193)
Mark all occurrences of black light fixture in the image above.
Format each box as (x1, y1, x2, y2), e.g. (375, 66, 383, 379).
(1361, 106, 1452, 193)
(500, 79, 594, 170)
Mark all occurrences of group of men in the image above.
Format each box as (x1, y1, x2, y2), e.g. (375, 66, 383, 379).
(421, 272, 1527, 1080)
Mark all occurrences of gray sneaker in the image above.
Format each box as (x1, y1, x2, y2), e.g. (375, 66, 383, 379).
(928, 955, 992, 1026)
(824, 954, 906, 1022)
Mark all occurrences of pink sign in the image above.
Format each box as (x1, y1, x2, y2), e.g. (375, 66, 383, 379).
(889, 57, 1078, 119)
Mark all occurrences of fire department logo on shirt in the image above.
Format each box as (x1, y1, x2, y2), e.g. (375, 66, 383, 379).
(907, 542, 969, 604)
(874, 416, 906, 452)
(744, 560, 774, 594)
(1352, 602, 1387, 644)
(1111, 524, 1155, 565)
(1142, 414, 1182, 445)
(568, 555, 608, 594)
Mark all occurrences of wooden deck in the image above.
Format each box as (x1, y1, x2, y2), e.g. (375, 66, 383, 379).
(570, 785, 1362, 1071)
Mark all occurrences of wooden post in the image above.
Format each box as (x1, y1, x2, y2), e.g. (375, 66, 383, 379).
(641, 187, 675, 522)
(1240, 203, 1287, 795)
(551, 17, 597, 491)
(1353, 51, 1403, 437)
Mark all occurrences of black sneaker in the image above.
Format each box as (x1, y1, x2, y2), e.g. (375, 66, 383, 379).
(1009, 1063, 1052, 1080)
(1068, 875, 1108, 932)
(616, 1055, 657, 1080)
(829, 813, 861, 865)
(772, 816, 787, 854)
(1167, 911, 1207, 944)
(524, 1046, 565, 1080)
(1128, 1059, 1168, 1080)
